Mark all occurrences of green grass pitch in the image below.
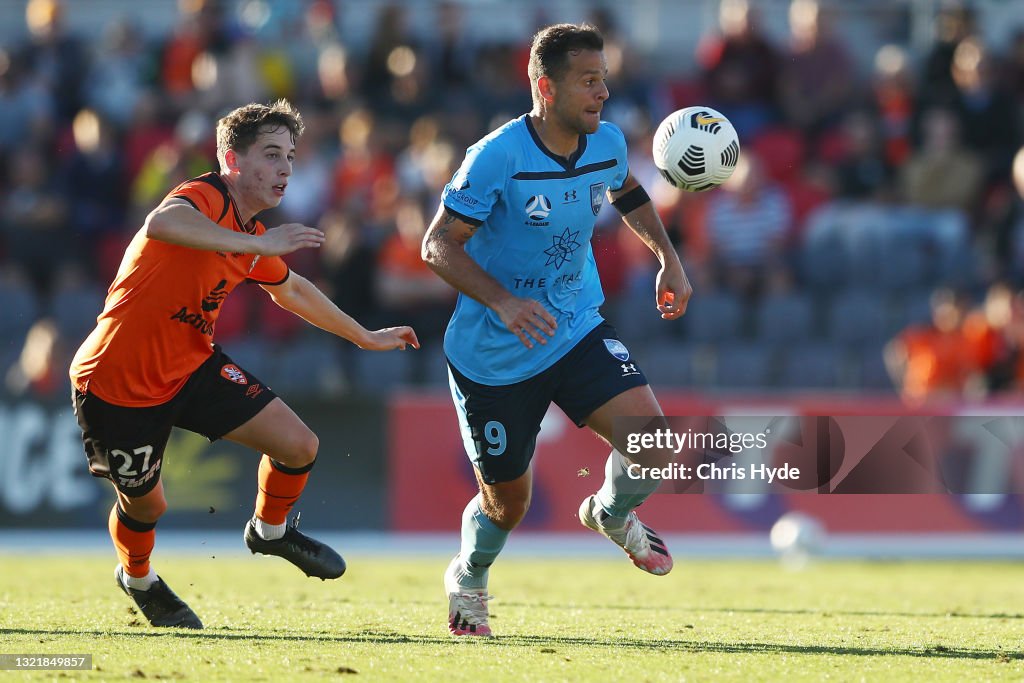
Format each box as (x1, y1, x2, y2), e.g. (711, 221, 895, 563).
(1, 555, 1022, 681)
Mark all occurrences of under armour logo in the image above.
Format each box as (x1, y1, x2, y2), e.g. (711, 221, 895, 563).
(564, 190, 577, 201)
(621, 363, 638, 375)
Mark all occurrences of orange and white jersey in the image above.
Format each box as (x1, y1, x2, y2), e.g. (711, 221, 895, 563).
(70, 173, 289, 407)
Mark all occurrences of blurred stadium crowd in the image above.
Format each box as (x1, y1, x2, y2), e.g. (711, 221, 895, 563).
(2, 0, 1024, 402)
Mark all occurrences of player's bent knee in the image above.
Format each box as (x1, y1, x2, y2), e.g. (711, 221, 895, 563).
(121, 493, 167, 524)
(273, 428, 318, 468)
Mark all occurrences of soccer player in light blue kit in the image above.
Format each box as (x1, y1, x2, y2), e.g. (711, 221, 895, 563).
(422, 23, 693, 637)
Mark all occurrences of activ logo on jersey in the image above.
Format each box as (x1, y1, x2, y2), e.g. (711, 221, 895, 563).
(525, 195, 552, 226)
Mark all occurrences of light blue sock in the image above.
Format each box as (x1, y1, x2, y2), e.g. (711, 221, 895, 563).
(594, 449, 661, 525)
(455, 495, 509, 589)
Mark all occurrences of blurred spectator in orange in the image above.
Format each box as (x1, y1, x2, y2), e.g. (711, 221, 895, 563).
(697, 0, 781, 136)
(705, 154, 792, 298)
(375, 197, 454, 342)
(885, 288, 977, 403)
(160, 0, 231, 101)
(779, 0, 854, 140)
(331, 108, 395, 215)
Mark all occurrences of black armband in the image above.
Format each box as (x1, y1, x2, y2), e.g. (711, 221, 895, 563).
(611, 185, 651, 215)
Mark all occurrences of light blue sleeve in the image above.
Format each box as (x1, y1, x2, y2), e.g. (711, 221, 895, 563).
(602, 121, 630, 192)
(440, 140, 507, 226)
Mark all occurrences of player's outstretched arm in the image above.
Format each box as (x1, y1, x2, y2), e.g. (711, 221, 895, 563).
(609, 175, 693, 319)
(421, 204, 557, 348)
(261, 272, 419, 350)
(145, 199, 325, 256)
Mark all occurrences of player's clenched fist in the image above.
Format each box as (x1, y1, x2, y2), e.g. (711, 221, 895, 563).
(258, 223, 326, 256)
(495, 296, 558, 349)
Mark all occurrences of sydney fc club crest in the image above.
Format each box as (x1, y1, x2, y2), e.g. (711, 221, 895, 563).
(603, 338, 629, 361)
(590, 182, 605, 216)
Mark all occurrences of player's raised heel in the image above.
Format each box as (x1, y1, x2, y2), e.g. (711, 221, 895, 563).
(444, 555, 493, 637)
(578, 495, 673, 576)
(115, 565, 203, 629)
(243, 515, 346, 580)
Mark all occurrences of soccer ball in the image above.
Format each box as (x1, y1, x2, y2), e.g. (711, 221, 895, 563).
(769, 511, 825, 568)
(652, 106, 740, 192)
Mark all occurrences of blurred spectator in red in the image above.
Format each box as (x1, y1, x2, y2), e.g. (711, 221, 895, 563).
(779, 0, 854, 140)
(121, 91, 177, 183)
(885, 288, 977, 404)
(705, 154, 792, 298)
(697, 0, 781, 136)
(899, 107, 983, 213)
(869, 45, 916, 168)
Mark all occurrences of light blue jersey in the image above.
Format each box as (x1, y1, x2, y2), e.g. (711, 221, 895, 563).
(441, 115, 629, 385)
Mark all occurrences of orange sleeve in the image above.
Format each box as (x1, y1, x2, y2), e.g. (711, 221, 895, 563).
(169, 180, 226, 222)
(248, 255, 289, 285)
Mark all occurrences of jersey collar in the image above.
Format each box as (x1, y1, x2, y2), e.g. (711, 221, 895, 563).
(524, 115, 588, 172)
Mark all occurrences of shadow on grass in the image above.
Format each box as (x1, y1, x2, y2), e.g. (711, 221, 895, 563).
(2, 628, 1020, 661)
(400, 599, 1024, 621)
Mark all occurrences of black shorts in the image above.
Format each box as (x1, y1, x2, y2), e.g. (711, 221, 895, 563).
(73, 345, 277, 497)
(447, 321, 648, 484)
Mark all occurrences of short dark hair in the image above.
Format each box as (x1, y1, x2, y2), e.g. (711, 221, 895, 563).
(528, 23, 604, 103)
(216, 99, 304, 169)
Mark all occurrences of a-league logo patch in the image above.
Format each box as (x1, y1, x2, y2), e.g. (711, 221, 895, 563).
(590, 182, 605, 216)
(220, 364, 248, 385)
(603, 339, 630, 361)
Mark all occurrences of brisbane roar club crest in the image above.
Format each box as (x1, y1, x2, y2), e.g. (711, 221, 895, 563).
(220, 364, 248, 385)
